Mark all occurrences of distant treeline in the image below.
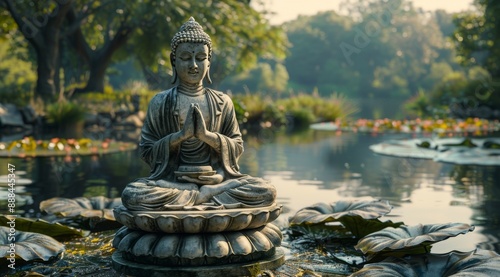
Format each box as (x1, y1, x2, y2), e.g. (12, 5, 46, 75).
(221, 0, 500, 119)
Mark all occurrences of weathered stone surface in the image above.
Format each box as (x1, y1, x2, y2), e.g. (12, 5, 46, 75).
(112, 247, 285, 277)
(113, 223, 282, 266)
(120, 17, 276, 212)
(114, 204, 281, 233)
(0, 103, 25, 127)
(112, 17, 282, 274)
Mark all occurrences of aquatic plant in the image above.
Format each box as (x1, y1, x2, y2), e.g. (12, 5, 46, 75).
(0, 226, 64, 263)
(0, 216, 88, 238)
(0, 137, 137, 157)
(370, 137, 500, 166)
(311, 117, 500, 134)
(290, 199, 392, 225)
(355, 223, 475, 261)
(285, 200, 500, 276)
(40, 196, 122, 231)
(289, 199, 402, 238)
(350, 249, 500, 276)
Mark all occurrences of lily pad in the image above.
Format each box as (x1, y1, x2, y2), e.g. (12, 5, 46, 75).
(351, 249, 500, 276)
(434, 147, 500, 166)
(40, 196, 122, 231)
(289, 199, 393, 226)
(370, 137, 500, 166)
(355, 223, 475, 261)
(0, 226, 64, 262)
(0, 216, 89, 238)
(338, 216, 404, 238)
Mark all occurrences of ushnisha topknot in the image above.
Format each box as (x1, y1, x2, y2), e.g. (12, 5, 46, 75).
(171, 17, 212, 60)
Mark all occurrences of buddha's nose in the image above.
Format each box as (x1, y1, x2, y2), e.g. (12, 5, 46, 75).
(189, 59, 198, 69)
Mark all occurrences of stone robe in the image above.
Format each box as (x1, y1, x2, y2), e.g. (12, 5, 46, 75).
(122, 87, 276, 210)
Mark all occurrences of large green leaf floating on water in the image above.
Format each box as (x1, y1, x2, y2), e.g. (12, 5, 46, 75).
(0, 216, 89, 238)
(351, 249, 500, 276)
(355, 223, 475, 261)
(370, 137, 500, 166)
(0, 226, 64, 262)
(338, 216, 403, 238)
(289, 199, 393, 226)
(289, 199, 398, 239)
(40, 196, 122, 231)
(40, 196, 121, 220)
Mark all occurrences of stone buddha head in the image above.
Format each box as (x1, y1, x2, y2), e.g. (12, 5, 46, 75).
(170, 17, 212, 85)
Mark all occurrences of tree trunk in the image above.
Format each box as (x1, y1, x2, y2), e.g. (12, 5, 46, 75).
(80, 58, 109, 93)
(3, 0, 72, 103)
(35, 51, 57, 102)
(34, 30, 60, 102)
(72, 26, 133, 93)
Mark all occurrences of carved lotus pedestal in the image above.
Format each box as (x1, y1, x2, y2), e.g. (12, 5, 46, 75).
(111, 203, 285, 276)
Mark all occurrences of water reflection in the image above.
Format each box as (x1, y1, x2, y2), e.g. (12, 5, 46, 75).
(239, 130, 500, 254)
(0, 151, 150, 216)
(0, 129, 498, 254)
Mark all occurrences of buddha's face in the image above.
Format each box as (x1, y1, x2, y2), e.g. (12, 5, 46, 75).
(174, 42, 210, 86)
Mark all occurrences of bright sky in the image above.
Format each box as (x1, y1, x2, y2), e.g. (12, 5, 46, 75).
(259, 0, 475, 25)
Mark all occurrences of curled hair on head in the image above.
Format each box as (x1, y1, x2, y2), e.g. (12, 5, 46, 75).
(171, 17, 212, 62)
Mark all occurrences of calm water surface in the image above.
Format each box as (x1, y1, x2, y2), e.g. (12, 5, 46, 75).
(1, 129, 499, 255)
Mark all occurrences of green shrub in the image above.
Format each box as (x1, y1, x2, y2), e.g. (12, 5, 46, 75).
(277, 93, 357, 122)
(288, 108, 316, 129)
(429, 73, 500, 116)
(232, 92, 357, 128)
(262, 104, 287, 126)
(232, 94, 269, 125)
(404, 90, 432, 118)
(232, 98, 247, 124)
(0, 41, 36, 107)
(45, 101, 86, 125)
(73, 82, 158, 114)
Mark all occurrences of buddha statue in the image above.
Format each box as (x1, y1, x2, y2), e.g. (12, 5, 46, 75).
(113, 18, 283, 274)
(121, 17, 276, 211)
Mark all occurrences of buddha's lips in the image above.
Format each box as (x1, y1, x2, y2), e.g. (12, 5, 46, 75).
(189, 70, 199, 74)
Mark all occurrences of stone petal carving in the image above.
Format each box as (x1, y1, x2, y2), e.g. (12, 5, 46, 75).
(351, 249, 500, 276)
(112, 223, 282, 266)
(289, 199, 392, 225)
(0, 226, 64, 262)
(355, 223, 475, 255)
(114, 203, 281, 233)
(40, 196, 122, 221)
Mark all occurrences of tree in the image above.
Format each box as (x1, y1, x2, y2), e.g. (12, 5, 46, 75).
(220, 61, 289, 94)
(0, 0, 72, 101)
(283, 11, 355, 95)
(453, 0, 500, 79)
(0, 35, 36, 106)
(67, 0, 287, 92)
(1, 0, 287, 98)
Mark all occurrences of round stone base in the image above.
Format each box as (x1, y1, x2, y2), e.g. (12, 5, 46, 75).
(112, 247, 285, 277)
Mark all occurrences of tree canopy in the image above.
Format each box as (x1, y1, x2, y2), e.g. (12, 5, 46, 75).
(221, 0, 469, 118)
(0, 0, 287, 102)
(453, 0, 500, 79)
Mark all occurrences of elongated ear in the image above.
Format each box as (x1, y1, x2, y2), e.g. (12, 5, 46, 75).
(170, 52, 177, 84)
(205, 63, 212, 84)
(171, 68, 177, 84)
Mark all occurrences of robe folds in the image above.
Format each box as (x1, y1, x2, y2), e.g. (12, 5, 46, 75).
(122, 87, 276, 210)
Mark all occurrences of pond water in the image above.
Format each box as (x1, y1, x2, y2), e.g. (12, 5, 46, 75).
(1, 128, 499, 273)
